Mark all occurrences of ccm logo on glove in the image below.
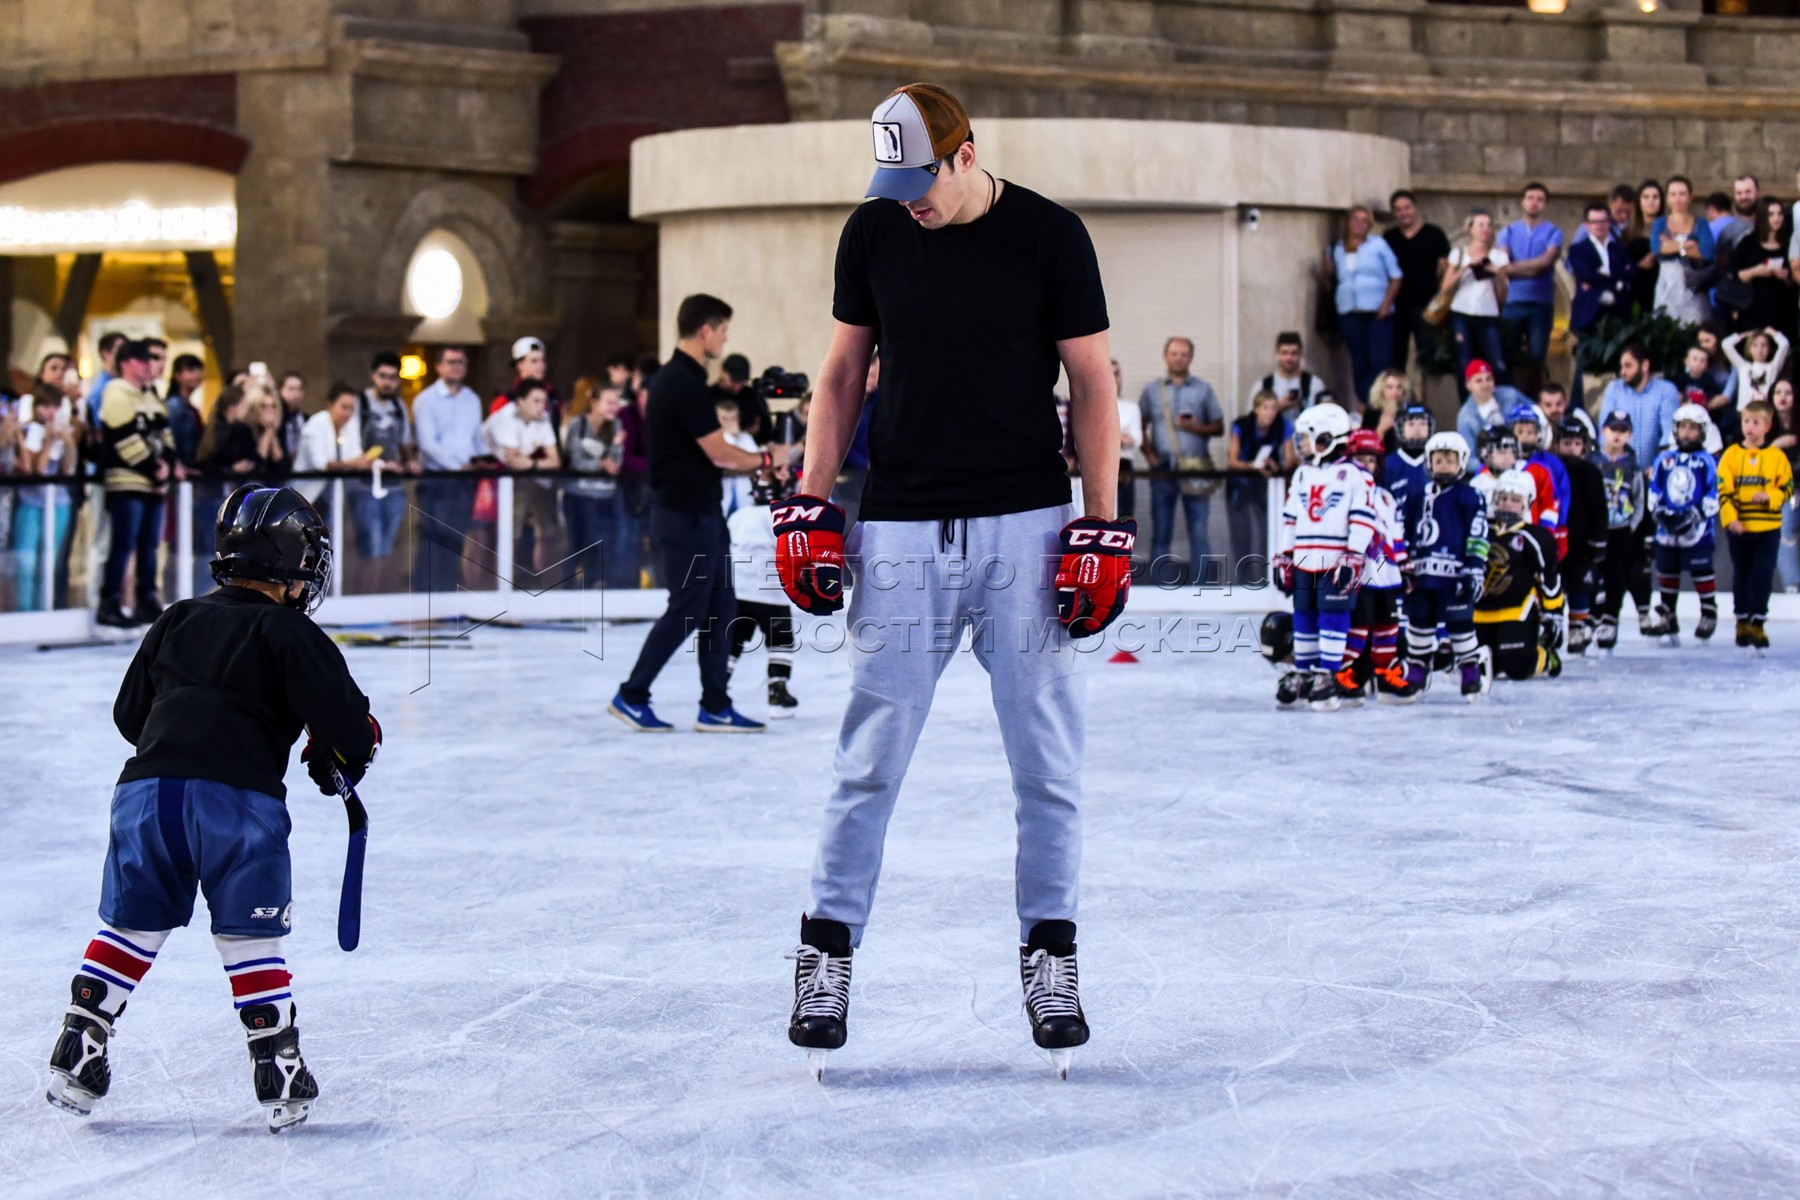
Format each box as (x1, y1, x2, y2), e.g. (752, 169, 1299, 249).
(772, 495, 848, 615)
(1055, 516, 1136, 639)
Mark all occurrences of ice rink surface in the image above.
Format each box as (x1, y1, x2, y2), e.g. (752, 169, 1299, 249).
(2, 614, 1798, 1198)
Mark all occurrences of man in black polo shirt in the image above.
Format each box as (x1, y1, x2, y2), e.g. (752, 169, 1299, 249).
(609, 294, 770, 733)
(773, 83, 1134, 1079)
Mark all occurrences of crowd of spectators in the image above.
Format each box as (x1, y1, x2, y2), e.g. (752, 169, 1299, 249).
(9, 166, 1800, 619)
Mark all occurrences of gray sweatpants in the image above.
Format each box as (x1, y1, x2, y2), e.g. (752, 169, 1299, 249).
(808, 503, 1087, 946)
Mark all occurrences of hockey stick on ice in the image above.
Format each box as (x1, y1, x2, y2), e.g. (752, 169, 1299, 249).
(327, 767, 368, 952)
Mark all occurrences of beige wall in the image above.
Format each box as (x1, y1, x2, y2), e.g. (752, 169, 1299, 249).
(636, 119, 1408, 403)
(654, 207, 853, 380)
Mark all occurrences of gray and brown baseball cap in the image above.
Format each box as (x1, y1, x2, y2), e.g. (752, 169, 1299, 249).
(866, 83, 972, 203)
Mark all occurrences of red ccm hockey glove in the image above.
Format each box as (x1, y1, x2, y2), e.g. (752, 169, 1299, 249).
(771, 494, 847, 615)
(1055, 516, 1137, 639)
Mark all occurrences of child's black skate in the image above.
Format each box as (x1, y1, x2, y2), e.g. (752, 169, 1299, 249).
(1459, 648, 1491, 702)
(1752, 617, 1771, 651)
(1020, 920, 1088, 1080)
(767, 679, 798, 719)
(1653, 604, 1679, 647)
(46, 975, 118, 1116)
(1566, 617, 1591, 657)
(1333, 664, 1368, 707)
(1304, 669, 1341, 712)
(241, 1001, 319, 1132)
(1275, 670, 1305, 709)
(1694, 610, 1718, 641)
(1388, 659, 1429, 705)
(786, 917, 852, 1080)
(1595, 616, 1619, 652)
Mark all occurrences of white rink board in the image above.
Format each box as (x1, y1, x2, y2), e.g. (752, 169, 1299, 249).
(1, 619, 1796, 1197)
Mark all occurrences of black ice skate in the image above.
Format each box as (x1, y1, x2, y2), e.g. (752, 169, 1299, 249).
(1275, 670, 1305, 709)
(1567, 617, 1591, 657)
(46, 975, 119, 1117)
(1695, 609, 1718, 641)
(1752, 618, 1771, 651)
(1459, 648, 1491, 702)
(1595, 615, 1619, 652)
(1652, 604, 1679, 646)
(786, 917, 852, 1081)
(241, 1001, 319, 1132)
(1020, 920, 1088, 1080)
(1303, 669, 1341, 712)
(1387, 660, 1429, 705)
(767, 679, 798, 719)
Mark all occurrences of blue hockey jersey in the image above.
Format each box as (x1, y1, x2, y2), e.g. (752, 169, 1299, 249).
(1409, 478, 1490, 582)
(1648, 448, 1720, 549)
(1385, 449, 1428, 539)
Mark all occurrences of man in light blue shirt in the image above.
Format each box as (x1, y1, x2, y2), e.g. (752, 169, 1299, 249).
(411, 345, 490, 592)
(1598, 342, 1681, 473)
(1496, 183, 1563, 387)
(83, 331, 126, 430)
(1139, 335, 1224, 585)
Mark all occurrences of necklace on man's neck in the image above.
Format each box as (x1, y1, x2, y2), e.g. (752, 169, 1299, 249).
(984, 170, 997, 218)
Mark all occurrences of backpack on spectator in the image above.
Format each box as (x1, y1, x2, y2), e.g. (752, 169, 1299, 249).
(1260, 372, 1315, 407)
(1159, 380, 1219, 498)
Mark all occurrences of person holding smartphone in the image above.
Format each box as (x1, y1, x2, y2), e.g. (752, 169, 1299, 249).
(1441, 208, 1510, 389)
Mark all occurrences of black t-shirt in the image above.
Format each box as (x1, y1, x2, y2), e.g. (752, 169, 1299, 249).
(114, 586, 374, 802)
(833, 182, 1110, 521)
(1384, 223, 1452, 310)
(647, 349, 725, 514)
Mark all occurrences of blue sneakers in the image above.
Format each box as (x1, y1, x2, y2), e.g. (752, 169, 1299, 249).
(694, 705, 766, 733)
(608, 693, 674, 732)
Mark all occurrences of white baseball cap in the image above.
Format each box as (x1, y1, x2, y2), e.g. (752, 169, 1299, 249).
(866, 83, 973, 204)
(511, 336, 545, 361)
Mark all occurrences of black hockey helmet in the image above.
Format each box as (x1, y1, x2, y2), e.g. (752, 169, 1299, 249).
(1397, 402, 1435, 454)
(1555, 418, 1590, 452)
(1476, 425, 1518, 462)
(210, 485, 333, 613)
(1259, 610, 1293, 669)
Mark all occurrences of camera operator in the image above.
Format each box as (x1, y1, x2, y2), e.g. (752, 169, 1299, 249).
(714, 354, 772, 445)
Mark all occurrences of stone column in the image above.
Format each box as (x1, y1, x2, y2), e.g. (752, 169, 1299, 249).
(234, 69, 346, 400)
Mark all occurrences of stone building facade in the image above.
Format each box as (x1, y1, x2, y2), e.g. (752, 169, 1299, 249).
(0, 0, 1796, 402)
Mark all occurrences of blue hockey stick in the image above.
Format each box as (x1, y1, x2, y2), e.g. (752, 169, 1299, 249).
(328, 768, 368, 952)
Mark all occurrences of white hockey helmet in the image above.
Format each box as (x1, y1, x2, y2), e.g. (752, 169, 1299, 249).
(1489, 467, 1536, 523)
(1423, 430, 1470, 473)
(1293, 403, 1353, 463)
(1672, 401, 1710, 429)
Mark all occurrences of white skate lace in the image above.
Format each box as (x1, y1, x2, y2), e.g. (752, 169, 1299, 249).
(1021, 949, 1081, 1021)
(786, 946, 851, 1019)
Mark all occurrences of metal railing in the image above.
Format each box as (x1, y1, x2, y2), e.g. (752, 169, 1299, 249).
(0, 465, 1290, 618)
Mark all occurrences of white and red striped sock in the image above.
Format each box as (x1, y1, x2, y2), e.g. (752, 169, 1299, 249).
(77, 927, 170, 1017)
(215, 936, 294, 1010)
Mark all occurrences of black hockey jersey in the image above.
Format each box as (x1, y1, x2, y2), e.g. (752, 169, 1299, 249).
(1477, 521, 1563, 624)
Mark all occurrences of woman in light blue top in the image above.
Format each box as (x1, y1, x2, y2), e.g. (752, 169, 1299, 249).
(1650, 175, 1715, 326)
(1324, 204, 1403, 409)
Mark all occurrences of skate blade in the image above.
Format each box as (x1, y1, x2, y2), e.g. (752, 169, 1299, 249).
(805, 1049, 830, 1082)
(1309, 700, 1341, 712)
(1050, 1049, 1073, 1080)
(767, 710, 796, 721)
(266, 1099, 312, 1133)
(45, 1073, 97, 1116)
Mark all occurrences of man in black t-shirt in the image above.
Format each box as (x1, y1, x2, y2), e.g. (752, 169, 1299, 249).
(1383, 189, 1451, 374)
(772, 82, 1134, 1080)
(609, 294, 770, 733)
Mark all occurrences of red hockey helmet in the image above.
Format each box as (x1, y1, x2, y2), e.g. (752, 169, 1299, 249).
(1345, 429, 1384, 458)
